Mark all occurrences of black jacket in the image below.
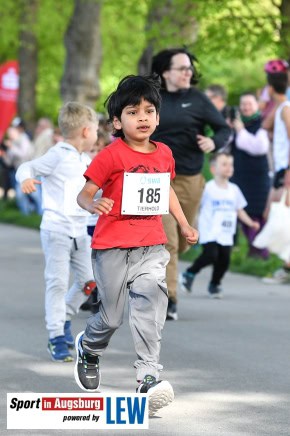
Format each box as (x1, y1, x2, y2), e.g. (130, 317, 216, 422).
(151, 88, 231, 175)
(231, 116, 270, 216)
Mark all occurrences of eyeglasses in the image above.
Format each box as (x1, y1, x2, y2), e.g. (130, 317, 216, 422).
(170, 66, 194, 73)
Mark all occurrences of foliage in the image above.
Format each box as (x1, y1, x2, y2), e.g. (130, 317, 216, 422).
(0, 0, 285, 117)
(97, 0, 147, 111)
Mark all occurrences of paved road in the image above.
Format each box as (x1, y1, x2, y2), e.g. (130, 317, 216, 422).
(1, 223, 289, 435)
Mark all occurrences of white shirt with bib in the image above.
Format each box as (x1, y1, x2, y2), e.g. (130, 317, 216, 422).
(198, 179, 247, 246)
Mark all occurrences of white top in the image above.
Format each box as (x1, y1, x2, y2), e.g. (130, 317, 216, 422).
(198, 179, 247, 246)
(236, 128, 269, 156)
(273, 101, 290, 172)
(16, 142, 91, 237)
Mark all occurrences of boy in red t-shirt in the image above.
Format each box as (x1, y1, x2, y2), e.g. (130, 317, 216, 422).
(74, 75, 198, 416)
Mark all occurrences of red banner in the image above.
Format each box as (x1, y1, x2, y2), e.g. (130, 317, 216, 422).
(0, 60, 19, 142)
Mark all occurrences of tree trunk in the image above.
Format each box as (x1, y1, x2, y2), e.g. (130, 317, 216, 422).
(280, 0, 290, 59)
(138, 0, 198, 76)
(61, 0, 102, 107)
(18, 0, 39, 131)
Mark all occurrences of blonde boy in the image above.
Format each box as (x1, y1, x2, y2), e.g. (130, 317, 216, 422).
(16, 102, 98, 362)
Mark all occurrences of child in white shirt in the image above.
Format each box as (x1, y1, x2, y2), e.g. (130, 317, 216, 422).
(180, 152, 260, 297)
(16, 102, 98, 361)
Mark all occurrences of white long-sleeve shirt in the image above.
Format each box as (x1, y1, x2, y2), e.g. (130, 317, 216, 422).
(235, 128, 269, 156)
(16, 141, 91, 237)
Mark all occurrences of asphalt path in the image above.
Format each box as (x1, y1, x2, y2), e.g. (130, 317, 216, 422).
(0, 223, 289, 435)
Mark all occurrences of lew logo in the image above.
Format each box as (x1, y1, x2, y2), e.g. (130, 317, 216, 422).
(106, 397, 147, 425)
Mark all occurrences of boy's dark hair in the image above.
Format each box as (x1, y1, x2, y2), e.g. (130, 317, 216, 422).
(209, 151, 233, 165)
(151, 48, 200, 88)
(104, 75, 161, 138)
(206, 84, 227, 101)
(267, 72, 288, 94)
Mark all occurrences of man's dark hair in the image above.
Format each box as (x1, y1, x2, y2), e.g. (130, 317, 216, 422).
(206, 84, 227, 101)
(151, 48, 200, 88)
(267, 72, 288, 94)
(104, 75, 161, 138)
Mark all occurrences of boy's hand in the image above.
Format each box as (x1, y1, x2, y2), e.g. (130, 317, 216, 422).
(89, 197, 114, 215)
(21, 178, 42, 194)
(251, 221, 260, 231)
(233, 119, 244, 132)
(196, 135, 215, 153)
(180, 224, 199, 245)
(284, 169, 290, 189)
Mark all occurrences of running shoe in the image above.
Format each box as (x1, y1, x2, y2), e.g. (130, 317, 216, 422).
(166, 298, 178, 321)
(74, 331, 100, 392)
(47, 335, 73, 362)
(179, 271, 195, 293)
(136, 375, 174, 417)
(208, 283, 223, 299)
(262, 268, 290, 284)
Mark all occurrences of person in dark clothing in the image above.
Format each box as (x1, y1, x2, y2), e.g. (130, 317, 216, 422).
(205, 84, 229, 119)
(230, 92, 271, 259)
(151, 48, 231, 320)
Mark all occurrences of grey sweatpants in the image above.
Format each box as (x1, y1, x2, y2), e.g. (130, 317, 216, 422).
(82, 245, 170, 381)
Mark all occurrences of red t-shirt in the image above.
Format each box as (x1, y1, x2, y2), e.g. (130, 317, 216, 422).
(84, 138, 176, 249)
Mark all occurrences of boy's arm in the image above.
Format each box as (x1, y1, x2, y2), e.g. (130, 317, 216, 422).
(281, 105, 290, 188)
(261, 103, 278, 132)
(169, 187, 199, 244)
(77, 180, 114, 215)
(16, 148, 60, 193)
(237, 209, 260, 230)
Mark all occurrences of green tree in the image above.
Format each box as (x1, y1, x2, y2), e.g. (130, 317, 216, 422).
(18, 0, 39, 130)
(61, 0, 102, 106)
(0, 0, 288, 120)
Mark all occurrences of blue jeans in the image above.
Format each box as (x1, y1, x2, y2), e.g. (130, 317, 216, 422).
(15, 181, 42, 215)
(40, 230, 94, 339)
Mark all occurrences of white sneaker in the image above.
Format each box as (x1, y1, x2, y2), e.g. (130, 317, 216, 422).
(262, 268, 290, 284)
(136, 375, 174, 417)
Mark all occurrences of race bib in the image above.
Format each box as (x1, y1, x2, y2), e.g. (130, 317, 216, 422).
(121, 172, 170, 215)
(63, 179, 89, 216)
(213, 210, 237, 244)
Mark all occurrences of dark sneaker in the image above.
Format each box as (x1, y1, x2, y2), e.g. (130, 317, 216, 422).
(136, 375, 174, 417)
(74, 331, 100, 392)
(64, 320, 74, 348)
(208, 283, 223, 299)
(47, 336, 73, 362)
(80, 288, 100, 313)
(166, 298, 178, 321)
(179, 271, 195, 292)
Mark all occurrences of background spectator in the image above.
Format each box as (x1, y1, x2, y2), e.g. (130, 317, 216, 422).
(231, 92, 270, 259)
(151, 47, 231, 320)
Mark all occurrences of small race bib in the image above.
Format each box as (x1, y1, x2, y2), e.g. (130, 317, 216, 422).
(213, 210, 237, 244)
(121, 172, 170, 215)
(63, 179, 89, 216)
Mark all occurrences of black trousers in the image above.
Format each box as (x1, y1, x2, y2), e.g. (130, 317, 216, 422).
(187, 242, 232, 285)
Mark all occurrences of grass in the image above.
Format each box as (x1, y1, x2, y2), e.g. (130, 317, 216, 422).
(180, 231, 282, 278)
(0, 198, 282, 278)
(0, 199, 41, 229)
